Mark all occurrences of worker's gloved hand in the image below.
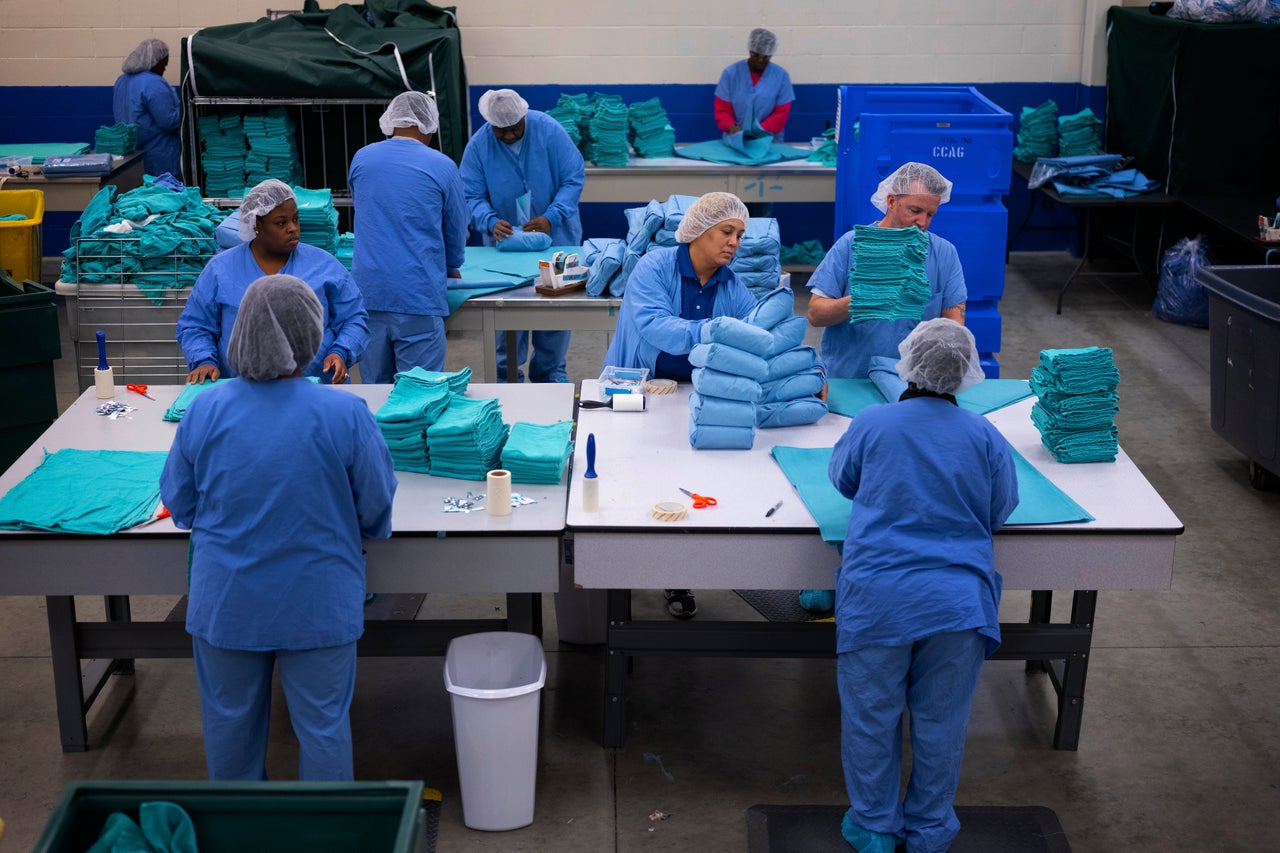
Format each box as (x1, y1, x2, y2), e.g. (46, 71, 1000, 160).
(522, 215, 552, 234)
(187, 363, 220, 384)
(324, 353, 348, 385)
(727, 124, 742, 135)
(492, 220, 514, 240)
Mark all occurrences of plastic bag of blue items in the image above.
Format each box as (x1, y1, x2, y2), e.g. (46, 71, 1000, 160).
(1152, 236, 1211, 328)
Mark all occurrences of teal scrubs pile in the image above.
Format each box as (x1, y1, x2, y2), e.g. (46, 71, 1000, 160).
(196, 113, 248, 196)
(163, 378, 233, 421)
(585, 95, 630, 167)
(548, 95, 584, 146)
(1058, 107, 1103, 158)
(86, 801, 197, 853)
(1029, 346, 1121, 463)
(499, 421, 574, 483)
(806, 127, 838, 166)
(335, 231, 354, 270)
(426, 395, 509, 480)
(374, 368, 457, 473)
(243, 108, 303, 186)
(846, 224, 931, 322)
(1013, 100, 1058, 163)
(0, 448, 167, 534)
(730, 216, 783, 299)
(94, 123, 137, 156)
(780, 239, 827, 266)
(628, 97, 676, 159)
(293, 186, 340, 255)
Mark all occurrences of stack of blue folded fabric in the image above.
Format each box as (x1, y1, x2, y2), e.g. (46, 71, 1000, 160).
(292, 186, 340, 255)
(1014, 100, 1058, 163)
(586, 95, 631, 167)
(500, 421, 574, 484)
(1029, 346, 1121, 463)
(335, 232, 354, 270)
(628, 98, 676, 159)
(688, 317, 772, 450)
(374, 369, 455, 473)
(847, 224, 931, 322)
(243, 108, 302, 186)
(427, 395, 510, 480)
(582, 237, 626, 297)
(731, 217, 783, 300)
(743, 288, 828, 428)
(653, 194, 698, 247)
(197, 114, 248, 196)
(94, 123, 137, 156)
(1058, 108, 1103, 158)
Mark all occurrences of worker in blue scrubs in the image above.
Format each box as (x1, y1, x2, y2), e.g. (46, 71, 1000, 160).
(112, 39, 181, 178)
(349, 91, 469, 381)
(807, 162, 967, 380)
(604, 192, 756, 620)
(460, 88, 585, 382)
(161, 274, 397, 781)
(714, 28, 795, 140)
(828, 318, 1018, 853)
(177, 179, 369, 384)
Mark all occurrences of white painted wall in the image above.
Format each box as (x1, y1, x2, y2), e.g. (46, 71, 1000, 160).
(0, 0, 1142, 88)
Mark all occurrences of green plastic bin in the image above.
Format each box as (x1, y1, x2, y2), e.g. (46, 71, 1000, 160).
(33, 780, 427, 853)
(0, 273, 60, 473)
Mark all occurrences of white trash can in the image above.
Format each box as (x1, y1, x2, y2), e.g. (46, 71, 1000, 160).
(443, 631, 547, 831)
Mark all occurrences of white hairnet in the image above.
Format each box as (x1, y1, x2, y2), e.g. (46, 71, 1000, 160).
(896, 318, 985, 396)
(870, 162, 954, 213)
(674, 192, 750, 243)
(478, 89, 529, 128)
(226, 275, 323, 381)
(237, 179, 296, 242)
(748, 28, 778, 56)
(122, 39, 169, 74)
(380, 91, 439, 136)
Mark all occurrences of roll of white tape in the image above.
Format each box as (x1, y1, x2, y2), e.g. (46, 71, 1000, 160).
(94, 367, 115, 400)
(644, 378, 677, 395)
(613, 393, 645, 412)
(487, 469, 512, 516)
(650, 501, 687, 522)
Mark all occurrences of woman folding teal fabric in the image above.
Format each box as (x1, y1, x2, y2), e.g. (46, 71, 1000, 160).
(112, 39, 181, 177)
(714, 28, 795, 140)
(161, 274, 397, 781)
(177, 179, 370, 384)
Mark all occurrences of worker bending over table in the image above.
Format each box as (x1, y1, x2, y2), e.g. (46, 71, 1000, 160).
(161, 274, 398, 781)
(460, 88, 585, 383)
(112, 39, 181, 178)
(829, 318, 1017, 853)
(349, 92, 468, 379)
(603, 191, 756, 619)
(177, 179, 370, 385)
(806, 162, 966, 379)
(715, 27, 795, 140)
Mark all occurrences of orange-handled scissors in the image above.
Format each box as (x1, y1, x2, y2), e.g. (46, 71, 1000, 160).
(679, 487, 718, 509)
(126, 383, 156, 400)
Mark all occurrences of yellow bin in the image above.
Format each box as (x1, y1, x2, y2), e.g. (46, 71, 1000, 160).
(0, 189, 45, 284)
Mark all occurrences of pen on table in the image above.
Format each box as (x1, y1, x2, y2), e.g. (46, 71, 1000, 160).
(765, 500, 783, 518)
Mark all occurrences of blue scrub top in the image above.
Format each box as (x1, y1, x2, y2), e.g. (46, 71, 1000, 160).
(603, 245, 756, 374)
(112, 71, 181, 177)
(807, 228, 967, 379)
(349, 137, 469, 316)
(828, 396, 1018, 656)
(459, 110, 585, 246)
(161, 378, 397, 651)
(715, 60, 795, 140)
(176, 241, 370, 381)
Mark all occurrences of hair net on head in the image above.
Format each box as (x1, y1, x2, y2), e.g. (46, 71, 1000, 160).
(478, 89, 529, 128)
(122, 39, 169, 74)
(226, 275, 324, 381)
(870, 162, 954, 214)
(748, 28, 778, 56)
(674, 192, 750, 243)
(379, 91, 439, 136)
(237, 179, 296, 242)
(896, 318, 985, 396)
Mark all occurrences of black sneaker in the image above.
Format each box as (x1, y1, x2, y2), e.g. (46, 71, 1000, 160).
(664, 589, 697, 619)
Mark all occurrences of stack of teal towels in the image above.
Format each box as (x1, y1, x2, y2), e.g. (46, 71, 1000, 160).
(374, 369, 457, 473)
(806, 128, 837, 167)
(628, 98, 676, 158)
(243, 108, 302, 186)
(196, 114, 248, 196)
(94, 123, 137, 156)
(335, 232, 355, 270)
(847, 224, 931, 322)
(293, 186, 340, 255)
(585, 95, 631, 167)
(1014, 100, 1058, 163)
(548, 95, 584, 146)
(1058, 108, 1103, 158)
(427, 396, 510, 480)
(500, 421, 575, 484)
(1029, 346, 1120, 463)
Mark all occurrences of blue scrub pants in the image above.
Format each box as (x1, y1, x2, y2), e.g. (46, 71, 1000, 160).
(361, 311, 447, 383)
(192, 637, 358, 782)
(838, 630, 986, 853)
(495, 330, 570, 383)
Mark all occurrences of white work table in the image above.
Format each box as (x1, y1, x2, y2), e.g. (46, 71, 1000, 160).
(0, 152, 145, 213)
(581, 145, 834, 204)
(0, 382, 575, 751)
(566, 381, 1183, 749)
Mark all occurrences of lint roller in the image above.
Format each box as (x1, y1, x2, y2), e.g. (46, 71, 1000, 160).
(582, 432, 599, 512)
(94, 330, 115, 399)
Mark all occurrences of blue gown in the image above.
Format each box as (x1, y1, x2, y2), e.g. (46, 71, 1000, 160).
(807, 228, 967, 379)
(176, 242, 370, 381)
(715, 60, 795, 140)
(603, 245, 756, 374)
(112, 71, 181, 177)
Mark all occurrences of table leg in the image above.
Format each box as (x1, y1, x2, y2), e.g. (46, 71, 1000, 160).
(1025, 590, 1053, 674)
(105, 595, 135, 674)
(505, 592, 542, 636)
(603, 589, 631, 748)
(1051, 590, 1096, 751)
(46, 596, 89, 752)
(1057, 209, 1092, 314)
(480, 307, 498, 383)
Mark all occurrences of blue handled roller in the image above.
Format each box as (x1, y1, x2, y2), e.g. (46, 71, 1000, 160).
(582, 433, 599, 512)
(93, 330, 115, 399)
(96, 330, 109, 371)
(585, 433, 597, 479)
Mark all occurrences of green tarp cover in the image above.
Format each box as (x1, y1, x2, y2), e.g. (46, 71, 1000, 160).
(183, 0, 469, 162)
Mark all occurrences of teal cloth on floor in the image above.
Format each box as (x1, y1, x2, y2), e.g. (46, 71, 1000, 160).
(87, 801, 197, 853)
(500, 420, 574, 483)
(163, 378, 234, 421)
(0, 449, 168, 535)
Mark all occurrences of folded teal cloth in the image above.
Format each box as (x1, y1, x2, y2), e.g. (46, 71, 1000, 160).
(0, 449, 167, 535)
(688, 414, 755, 449)
(780, 239, 828, 266)
(756, 397, 828, 428)
(956, 379, 1034, 414)
(1030, 346, 1120, 395)
(163, 378, 233, 421)
(427, 396, 509, 480)
(761, 367, 825, 403)
(765, 316, 808, 357)
(824, 378, 887, 418)
(1031, 394, 1118, 431)
(391, 365, 471, 395)
(699, 316, 775, 356)
(1037, 423, 1119, 463)
(1014, 99, 1058, 163)
(497, 231, 553, 252)
(848, 225, 931, 322)
(691, 367, 763, 403)
(500, 420, 574, 484)
(689, 342, 769, 378)
(689, 392, 757, 428)
(832, 374, 1036, 418)
(375, 378, 451, 424)
(766, 345, 819, 380)
(88, 801, 197, 853)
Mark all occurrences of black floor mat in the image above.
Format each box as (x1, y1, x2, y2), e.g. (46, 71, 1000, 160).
(745, 803, 1072, 853)
(734, 589, 833, 622)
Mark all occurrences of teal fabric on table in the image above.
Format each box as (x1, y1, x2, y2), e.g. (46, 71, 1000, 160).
(392, 365, 471, 395)
(833, 374, 1036, 418)
(95, 123, 138, 156)
(1031, 393, 1118, 430)
(825, 378, 888, 418)
(375, 371, 454, 473)
(88, 801, 197, 853)
(847, 224, 931, 322)
(0, 449, 168, 535)
(1057, 107, 1103, 158)
(1034, 421, 1120, 464)
(674, 133, 809, 167)
(628, 97, 677, 158)
(426, 395, 509, 480)
(0, 142, 91, 164)
(1014, 99, 1058, 163)
(163, 378, 233, 421)
(1005, 446, 1094, 524)
(500, 420, 574, 484)
(293, 185, 340, 255)
(1029, 346, 1120, 463)
(956, 379, 1034, 414)
(867, 355, 908, 403)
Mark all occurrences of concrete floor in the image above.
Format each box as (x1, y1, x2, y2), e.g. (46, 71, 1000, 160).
(2, 253, 1279, 851)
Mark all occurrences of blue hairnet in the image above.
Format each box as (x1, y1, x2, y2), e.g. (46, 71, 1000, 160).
(238, 179, 296, 242)
(380, 91, 439, 136)
(871, 162, 953, 213)
(122, 39, 169, 74)
(675, 192, 750, 243)
(478, 89, 529, 128)
(896, 318, 985, 395)
(748, 28, 778, 56)
(226, 275, 323, 381)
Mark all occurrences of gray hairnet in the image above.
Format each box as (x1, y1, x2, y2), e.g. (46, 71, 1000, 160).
(226, 275, 323, 381)
(748, 28, 778, 56)
(675, 192, 750, 243)
(380, 91, 439, 136)
(896, 318, 985, 396)
(237, 179, 296, 242)
(870, 162, 954, 213)
(478, 89, 529, 128)
(122, 39, 169, 74)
